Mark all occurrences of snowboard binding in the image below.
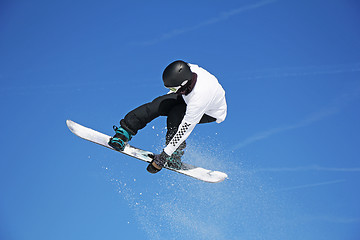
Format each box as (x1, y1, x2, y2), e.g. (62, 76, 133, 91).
(164, 149, 184, 170)
(108, 126, 132, 151)
(147, 149, 183, 174)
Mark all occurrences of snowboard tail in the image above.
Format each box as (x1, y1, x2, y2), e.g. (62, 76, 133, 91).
(66, 120, 228, 183)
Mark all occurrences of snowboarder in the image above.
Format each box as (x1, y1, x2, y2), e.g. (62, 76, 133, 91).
(109, 60, 227, 173)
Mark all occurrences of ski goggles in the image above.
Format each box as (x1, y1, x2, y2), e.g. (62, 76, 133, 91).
(167, 86, 182, 93)
(166, 80, 189, 93)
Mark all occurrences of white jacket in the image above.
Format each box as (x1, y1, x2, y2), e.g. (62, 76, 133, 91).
(164, 63, 227, 156)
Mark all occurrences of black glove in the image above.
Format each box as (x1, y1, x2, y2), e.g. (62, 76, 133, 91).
(147, 151, 169, 174)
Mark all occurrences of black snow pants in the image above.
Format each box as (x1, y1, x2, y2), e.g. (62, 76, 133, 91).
(120, 93, 216, 145)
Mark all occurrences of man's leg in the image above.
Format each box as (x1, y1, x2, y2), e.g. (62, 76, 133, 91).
(166, 103, 187, 144)
(120, 93, 184, 135)
(110, 93, 184, 151)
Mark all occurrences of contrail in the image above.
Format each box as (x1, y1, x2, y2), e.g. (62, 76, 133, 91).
(304, 215, 360, 224)
(133, 0, 278, 46)
(274, 179, 346, 192)
(237, 62, 360, 80)
(251, 165, 360, 173)
(232, 86, 360, 150)
(232, 106, 340, 150)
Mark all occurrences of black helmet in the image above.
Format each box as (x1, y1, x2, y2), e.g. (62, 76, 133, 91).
(162, 60, 193, 88)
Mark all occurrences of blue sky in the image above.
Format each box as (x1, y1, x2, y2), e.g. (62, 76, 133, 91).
(1, 0, 360, 239)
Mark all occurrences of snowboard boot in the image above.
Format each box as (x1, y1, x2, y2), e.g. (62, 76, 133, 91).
(108, 125, 132, 151)
(164, 150, 183, 170)
(164, 141, 186, 170)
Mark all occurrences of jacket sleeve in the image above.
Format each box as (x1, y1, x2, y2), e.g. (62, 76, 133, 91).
(163, 120, 196, 156)
(163, 95, 210, 155)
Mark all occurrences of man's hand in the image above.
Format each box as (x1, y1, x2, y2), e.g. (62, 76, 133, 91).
(147, 151, 169, 174)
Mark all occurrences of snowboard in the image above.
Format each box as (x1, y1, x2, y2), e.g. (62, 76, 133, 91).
(66, 120, 228, 183)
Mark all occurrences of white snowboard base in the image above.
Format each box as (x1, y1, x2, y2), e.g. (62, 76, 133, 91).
(66, 120, 228, 183)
